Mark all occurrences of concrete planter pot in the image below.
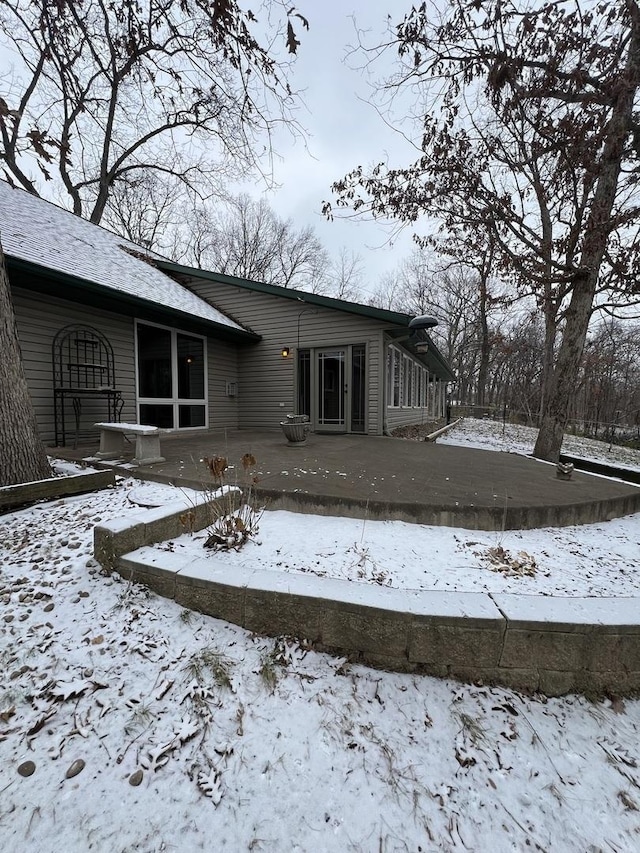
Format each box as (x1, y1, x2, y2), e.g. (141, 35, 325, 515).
(281, 414, 310, 445)
(556, 462, 574, 481)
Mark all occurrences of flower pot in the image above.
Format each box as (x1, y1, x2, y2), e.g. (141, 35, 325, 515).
(281, 415, 310, 445)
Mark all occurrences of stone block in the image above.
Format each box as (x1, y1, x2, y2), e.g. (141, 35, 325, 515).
(116, 551, 180, 600)
(174, 577, 245, 624)
(143, 512, 185, 545)
(574, 669, 640, 697)
(449, 665, 540, 693)
(118, 564, 177, 600)
(538, 669, 577, 697)
(412, 661, 450, 679)
(191, 501, 215, 532)
(408, 620, 504, 667)
(586, 632, 640, 672)
(493, 593, 640, 630)
(358, 649, 416, 673)
(243, 589, 323, 642)
(500, 628, 588, 671)
(409, 589, 504, 622)
(321, 605, 409, 657)
(94, 521, 145, 568)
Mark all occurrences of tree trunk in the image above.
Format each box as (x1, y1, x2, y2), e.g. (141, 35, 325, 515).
(0, 242, 52, 486)
(534, 9, 640, 461)
(476, 271, 490, 407)
(538, 309, 556, 426)
(533, 280, 595, 460)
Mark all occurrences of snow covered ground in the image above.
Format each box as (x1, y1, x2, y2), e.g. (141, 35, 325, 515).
(440, 416, 640, 471)
(151, 504, 640, 598)
(1, 422, 639, 852)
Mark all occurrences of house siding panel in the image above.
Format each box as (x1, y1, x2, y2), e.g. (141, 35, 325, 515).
(12, 287, 136, 446)
(12, 287, 240, 445)
(187, 282, 391, 434)
(207, 340, 239, 430)
(385, 404, 444, 432)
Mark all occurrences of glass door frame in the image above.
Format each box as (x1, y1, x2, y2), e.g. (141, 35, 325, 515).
(297, 344, 367, 434)
(316, 348, 347, 432)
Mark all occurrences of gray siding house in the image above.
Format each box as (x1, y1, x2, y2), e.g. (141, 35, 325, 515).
(1, 181, 454, 446)
(159, 262, 455, 436)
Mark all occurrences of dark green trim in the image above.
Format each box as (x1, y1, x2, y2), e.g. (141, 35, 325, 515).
(157, 259, 417, 326)
(7, 256, 260, 343)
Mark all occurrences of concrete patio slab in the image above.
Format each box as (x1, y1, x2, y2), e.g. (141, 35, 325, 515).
(57, 428, 640, 530)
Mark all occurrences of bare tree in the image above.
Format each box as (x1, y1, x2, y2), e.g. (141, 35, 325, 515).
(0, 0, 308, 223)
(576, 320, 640, 438)
(326, 0, 640, 461)
(329, 246, 364, 300)
(369, 248, 505, 406)
(101, 170, 186, 253)
(175, 193, 330, 291)
(369, 270, 405, 310)
(0, 240, 51, 485)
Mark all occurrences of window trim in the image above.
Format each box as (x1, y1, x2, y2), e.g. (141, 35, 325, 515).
(134, 319, 209, 430)
(387, 344, 430, 409)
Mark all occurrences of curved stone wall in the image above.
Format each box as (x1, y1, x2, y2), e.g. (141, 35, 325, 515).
(94, 499, 640, 698)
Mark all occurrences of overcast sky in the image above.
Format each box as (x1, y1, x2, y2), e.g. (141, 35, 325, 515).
(253, 1, 422, 292)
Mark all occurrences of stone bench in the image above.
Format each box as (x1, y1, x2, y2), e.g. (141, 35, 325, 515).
(95, 422, 165, 466)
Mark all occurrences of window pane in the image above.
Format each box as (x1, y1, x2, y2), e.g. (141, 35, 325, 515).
(179, 405, 206, 428)
(138, 324, 172, 398)
(318, 350, 344, 425)
(403, 355, 410, 406)
(177, 334, 205, 400)
(393, 350, 401, 406)
(139, 403, 173, 428)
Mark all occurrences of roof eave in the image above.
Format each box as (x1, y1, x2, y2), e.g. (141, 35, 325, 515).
(6, 256, 260, 343)
(386, 329, 456, 382)
(156, 259, 417, 327)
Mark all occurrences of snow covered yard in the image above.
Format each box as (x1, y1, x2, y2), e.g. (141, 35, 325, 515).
(1, 422, 640, 852)
(152, 507, 640, 598)
(440, 417, 640, 472)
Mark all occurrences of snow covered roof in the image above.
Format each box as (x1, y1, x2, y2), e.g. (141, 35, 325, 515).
(0, 181, 247, 335)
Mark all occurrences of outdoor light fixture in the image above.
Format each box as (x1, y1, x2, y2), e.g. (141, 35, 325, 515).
(281, 346, 290, 358)
(409, 315, 438, 351)
(408, 314, 438, 331)
(185, 355, 194, 365)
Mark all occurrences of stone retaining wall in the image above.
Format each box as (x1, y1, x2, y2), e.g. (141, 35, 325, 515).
(1, 469, 115, 510)
(94, 500, 640, 698)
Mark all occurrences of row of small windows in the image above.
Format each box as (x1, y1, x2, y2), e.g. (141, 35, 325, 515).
(387, 345, 435, 409)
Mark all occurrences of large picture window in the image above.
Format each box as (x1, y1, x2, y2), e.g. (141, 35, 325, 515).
(136, 322, 207, 429)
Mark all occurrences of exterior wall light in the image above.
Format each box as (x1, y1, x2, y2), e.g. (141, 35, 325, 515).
(281, 346, 290, 358)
